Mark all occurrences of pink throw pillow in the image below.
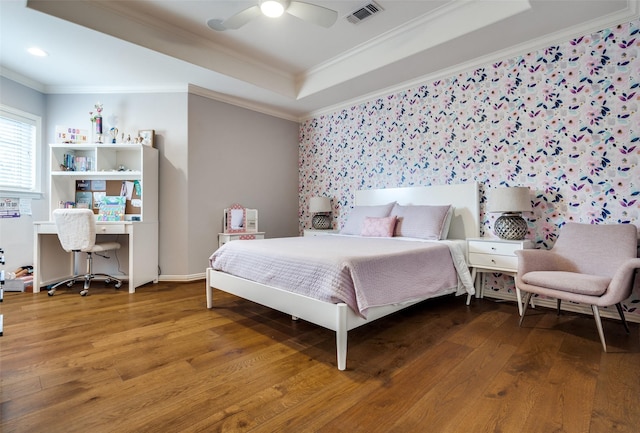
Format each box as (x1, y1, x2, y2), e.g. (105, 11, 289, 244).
(361, 216, 397, 237)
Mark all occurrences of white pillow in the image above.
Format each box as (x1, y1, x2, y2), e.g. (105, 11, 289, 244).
(391, 204, 453, 240)
(340, 202, 395, 235)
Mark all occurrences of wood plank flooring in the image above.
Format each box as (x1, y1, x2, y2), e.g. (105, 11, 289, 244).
(1, 281, 639, 432)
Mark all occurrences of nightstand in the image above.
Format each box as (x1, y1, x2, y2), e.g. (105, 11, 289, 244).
(303, 229, 339, 237)
(467, 237, 533, 314)
(218, 232, 265, 248)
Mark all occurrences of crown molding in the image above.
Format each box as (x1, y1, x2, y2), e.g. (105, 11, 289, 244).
(188, 84, 300, 123)
(1, 68, 188, 95)
(0, 68, 299, 122)
(297, 0, 531, 99)
(302, 1, 640, 121)
(0, 67, 46, 93)
(43, 84, 188, 94)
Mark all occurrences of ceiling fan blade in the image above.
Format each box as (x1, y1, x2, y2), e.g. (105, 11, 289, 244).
(221, 5, 262, 30)
(286, 1, 338, 28)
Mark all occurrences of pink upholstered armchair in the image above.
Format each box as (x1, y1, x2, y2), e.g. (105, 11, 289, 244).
(515, 222, 640, 352)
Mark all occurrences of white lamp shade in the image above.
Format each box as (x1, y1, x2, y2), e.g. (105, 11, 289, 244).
(488, 187, 532, 213)
(309, 197, 331, 213)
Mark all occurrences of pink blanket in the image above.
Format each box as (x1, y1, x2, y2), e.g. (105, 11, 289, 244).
(209, 235, 464, 317)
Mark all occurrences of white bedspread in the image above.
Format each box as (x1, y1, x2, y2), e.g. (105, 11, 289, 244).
(209, 235, 474, 317)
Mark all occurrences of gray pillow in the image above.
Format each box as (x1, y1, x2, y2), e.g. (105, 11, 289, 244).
(391, 204, 453, 240)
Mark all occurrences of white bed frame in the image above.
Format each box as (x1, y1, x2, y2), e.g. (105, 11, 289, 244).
(206, 182, 479, 370)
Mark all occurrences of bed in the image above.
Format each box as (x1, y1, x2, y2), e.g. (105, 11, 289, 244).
(206, 183, 480, 370)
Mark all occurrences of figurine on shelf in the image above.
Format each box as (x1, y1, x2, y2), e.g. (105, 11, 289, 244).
(89, 102, 103, 143)
(110, 127, 118, 144)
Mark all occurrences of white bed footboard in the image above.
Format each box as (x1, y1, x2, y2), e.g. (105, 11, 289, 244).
(207, 268, 441, 370)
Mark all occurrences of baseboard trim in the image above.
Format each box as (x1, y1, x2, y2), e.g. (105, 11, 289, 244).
(158, 273, 205, 282)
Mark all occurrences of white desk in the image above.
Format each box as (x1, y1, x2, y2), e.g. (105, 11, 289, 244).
(33, 220, 158, 293)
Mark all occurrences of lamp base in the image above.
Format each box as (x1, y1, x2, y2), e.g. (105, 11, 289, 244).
(494, 213, 528, 240)
(312, 214, 331, 230)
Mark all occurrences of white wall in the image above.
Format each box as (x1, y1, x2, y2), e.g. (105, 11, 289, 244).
(45, 92, 188, 279)
(0, 77, 47, 270)
(0, 77, 300, 282)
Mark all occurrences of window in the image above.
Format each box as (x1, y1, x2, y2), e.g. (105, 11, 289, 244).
(0, 104, 42, 197)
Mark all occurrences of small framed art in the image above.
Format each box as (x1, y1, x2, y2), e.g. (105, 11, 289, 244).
(138, 129, 155, 147)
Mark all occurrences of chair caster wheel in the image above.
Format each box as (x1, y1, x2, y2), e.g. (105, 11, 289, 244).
(105, 278, 111, 285)
(67, 281, 74, 287)
(48, 290, 55, 296)
(115, 282, 122, 289)
(80, 290, 88, 296)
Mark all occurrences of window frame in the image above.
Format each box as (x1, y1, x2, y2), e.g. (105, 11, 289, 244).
(0, 104, 43, 199)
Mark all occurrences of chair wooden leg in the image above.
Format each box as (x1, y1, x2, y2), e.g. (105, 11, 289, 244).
(591, 305, 607, 352)
(557, 299, 561, 316)
(615, 303, 630, 334)
(515, 286, 524, 316)
(519, 292, 533, 327)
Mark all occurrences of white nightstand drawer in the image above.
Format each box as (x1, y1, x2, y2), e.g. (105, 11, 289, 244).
(468, 240, 520, 256)
(468, 252, 518, 270)
(218, 232, 265, 248)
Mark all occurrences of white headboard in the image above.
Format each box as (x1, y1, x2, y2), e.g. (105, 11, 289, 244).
(354, 182, 480, 240)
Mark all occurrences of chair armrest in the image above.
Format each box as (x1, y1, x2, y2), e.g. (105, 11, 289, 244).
(605, 258, 640, 304)
(515, 249, 565, 275)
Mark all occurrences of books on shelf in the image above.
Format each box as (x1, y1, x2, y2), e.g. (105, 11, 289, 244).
(62, 153, 93, 171)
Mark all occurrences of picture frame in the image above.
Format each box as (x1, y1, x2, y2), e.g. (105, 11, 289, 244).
(138, 129, 155, 147)
(224, 203, 247, 233)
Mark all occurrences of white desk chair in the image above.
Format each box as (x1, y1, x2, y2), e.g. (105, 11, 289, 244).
(49, 208, 122, 296)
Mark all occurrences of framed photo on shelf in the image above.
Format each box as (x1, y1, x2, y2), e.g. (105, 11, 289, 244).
(138, 129, 155, 147)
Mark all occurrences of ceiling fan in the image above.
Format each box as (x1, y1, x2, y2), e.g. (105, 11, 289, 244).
(207, 0, 338, 31)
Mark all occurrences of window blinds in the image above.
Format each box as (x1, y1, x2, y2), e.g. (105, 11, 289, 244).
(0, 110, 37, 192)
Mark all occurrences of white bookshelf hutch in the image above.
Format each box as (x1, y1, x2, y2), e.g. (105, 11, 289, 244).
(33, 142, 159, 293)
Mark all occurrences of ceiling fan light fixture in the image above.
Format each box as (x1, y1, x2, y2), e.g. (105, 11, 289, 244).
(260, 0, 285, 18)
(27, 46, 48, 57)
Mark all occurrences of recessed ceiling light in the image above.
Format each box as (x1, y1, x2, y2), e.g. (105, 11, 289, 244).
(27, 47, 48, 57)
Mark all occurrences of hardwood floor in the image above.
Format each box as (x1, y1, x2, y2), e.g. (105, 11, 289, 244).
(1, 281, 639, 433)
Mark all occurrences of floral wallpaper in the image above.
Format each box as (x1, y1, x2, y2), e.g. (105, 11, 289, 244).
(299, 20, 640, 318)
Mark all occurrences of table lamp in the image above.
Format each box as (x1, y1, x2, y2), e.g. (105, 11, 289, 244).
(309, 196, 332, 229)
(488, 186, 532, 240)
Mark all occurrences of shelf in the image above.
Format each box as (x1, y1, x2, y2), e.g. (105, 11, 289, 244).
(51, 170, 142, 178)
(50, 143, 144, 149)
(48, 143, 158, 222)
